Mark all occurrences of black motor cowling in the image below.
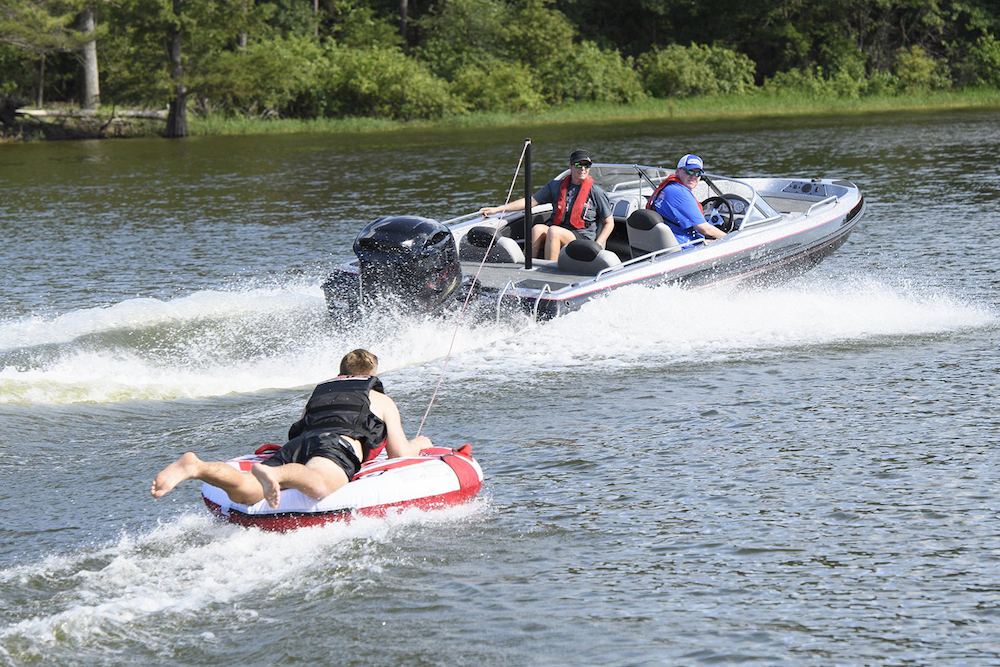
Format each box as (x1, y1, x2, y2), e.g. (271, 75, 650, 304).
(353, 215, 462, 312)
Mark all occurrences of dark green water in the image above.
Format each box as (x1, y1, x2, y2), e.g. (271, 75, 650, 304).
(1, 109, 998, 665)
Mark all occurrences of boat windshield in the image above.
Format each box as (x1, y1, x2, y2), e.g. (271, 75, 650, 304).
(553, 164, 672, 195)
(593, 165, 673, 192)
(691, 177, 780, 224)
(551, 163, 780, 226)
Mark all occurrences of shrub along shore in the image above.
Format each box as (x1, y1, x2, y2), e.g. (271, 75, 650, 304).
(5, 88, 1000, 142)
(188, 88, 1000, 137)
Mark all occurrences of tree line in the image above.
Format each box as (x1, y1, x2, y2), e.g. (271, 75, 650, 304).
(2, 0, 999, 137)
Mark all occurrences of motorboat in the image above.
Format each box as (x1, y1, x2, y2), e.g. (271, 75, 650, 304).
(322, 161, 866, 321)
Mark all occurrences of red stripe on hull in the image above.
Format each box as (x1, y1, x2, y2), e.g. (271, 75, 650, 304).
(202, 477, 482, 533)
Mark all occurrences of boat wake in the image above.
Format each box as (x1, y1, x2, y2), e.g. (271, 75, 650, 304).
(411, 273, 997, 388)
(0, 280, 522, 405)
(554, 273, 996, 364)
(0, 275, 993, 405)
(0, 501, 487, 662)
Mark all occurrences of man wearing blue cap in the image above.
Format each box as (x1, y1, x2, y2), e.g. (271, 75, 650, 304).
(646, 154, 727, 245)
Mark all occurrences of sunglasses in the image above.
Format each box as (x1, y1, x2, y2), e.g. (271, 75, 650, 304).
(573, 162, 592, 169)
(683, 168, 704, 177)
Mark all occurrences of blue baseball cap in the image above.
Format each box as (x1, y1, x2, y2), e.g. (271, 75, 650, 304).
(677, 154, 704, 171)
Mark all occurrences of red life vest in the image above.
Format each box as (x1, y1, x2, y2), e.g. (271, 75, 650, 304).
(646, 175, 704, 214)
(552, 176, 594, 229)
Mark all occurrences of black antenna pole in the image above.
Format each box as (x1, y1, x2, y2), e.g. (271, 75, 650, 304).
(524, 138, 532, 270)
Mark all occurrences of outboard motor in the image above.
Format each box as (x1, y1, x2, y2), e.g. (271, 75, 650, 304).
(353, 215, 462, 313)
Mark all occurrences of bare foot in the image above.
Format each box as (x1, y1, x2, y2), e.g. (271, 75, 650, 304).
(151, 452, 202, 498)
(251, 463, 282, 508)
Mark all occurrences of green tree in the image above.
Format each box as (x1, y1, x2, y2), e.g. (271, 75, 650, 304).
(451, 56, 544, 112)
(556, 0, 684, 57)
(0, 0, 101, 106)
(76, 6, 99, 107)
(503, 0, 575, 70)
(539, 40, 644, 105)
(329, 0, 404, 48)
(100, 0, 273, 136)
(958, 33, 1000, 86)
(415, 0, 512, 79)
(321, 42, 462, 118)
(417, 0, 640, 107)
(638, 43, 756, 98)
(894, 44, 952, 91)
(198, 34, 328, 117)
(0, 0, 89, 53)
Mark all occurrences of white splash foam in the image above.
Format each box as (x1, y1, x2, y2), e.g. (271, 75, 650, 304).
(0, 284, 323, 352)
(0, 276, 993, 405)
(433, 277, 996, 384)
(0, 501, 487, 654)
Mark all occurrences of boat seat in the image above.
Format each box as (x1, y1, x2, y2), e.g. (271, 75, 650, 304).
(459, 225, 525, 263)
(605, 197, 640, 260)
(557, 239, 621, 276)
(626, 209, 682, 258)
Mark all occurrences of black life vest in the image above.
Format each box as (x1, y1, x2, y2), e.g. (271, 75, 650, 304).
(287, 375, 388, 462)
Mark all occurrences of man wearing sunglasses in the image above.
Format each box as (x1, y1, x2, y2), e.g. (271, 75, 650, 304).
(480, 148, 614, 261)
(647, 153, 727, 245)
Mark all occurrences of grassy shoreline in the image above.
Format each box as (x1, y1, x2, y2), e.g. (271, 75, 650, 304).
(188, 89, 1000, 137)
(6, 89, 1000, 142)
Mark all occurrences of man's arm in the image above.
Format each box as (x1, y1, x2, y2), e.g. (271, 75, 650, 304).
(694, 221, 726, 239)
(596, 216, 614, 247)
(592, 186, 615, 247)
(482, 178, 560, 217)
(370, 391, 431, 458)
(480, 196, 542, 217)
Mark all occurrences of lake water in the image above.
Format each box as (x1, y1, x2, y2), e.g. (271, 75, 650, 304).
(1, 109, 998, 665)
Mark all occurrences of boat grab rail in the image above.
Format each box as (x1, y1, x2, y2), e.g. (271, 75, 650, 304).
(608, 178, 650, 192)
(496, 280, 516, 322)
(806, 195, 839, 217)
(737, 213, 783, 229)
(443, 204, 554, 229)
(443, 211, 492, 227)
(532, 283, 552, 321)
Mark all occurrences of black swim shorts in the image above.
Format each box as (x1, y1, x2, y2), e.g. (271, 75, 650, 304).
(556, 222, 597, 242)
(259, 431, 362, 480)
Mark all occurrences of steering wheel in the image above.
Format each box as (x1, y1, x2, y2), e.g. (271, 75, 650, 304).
(701, 196, 735, 232)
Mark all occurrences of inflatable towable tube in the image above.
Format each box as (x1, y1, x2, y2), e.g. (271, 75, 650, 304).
(201, 444, 483, 532)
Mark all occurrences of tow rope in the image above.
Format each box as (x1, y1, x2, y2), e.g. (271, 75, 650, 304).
(415, 139, 531, 437)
